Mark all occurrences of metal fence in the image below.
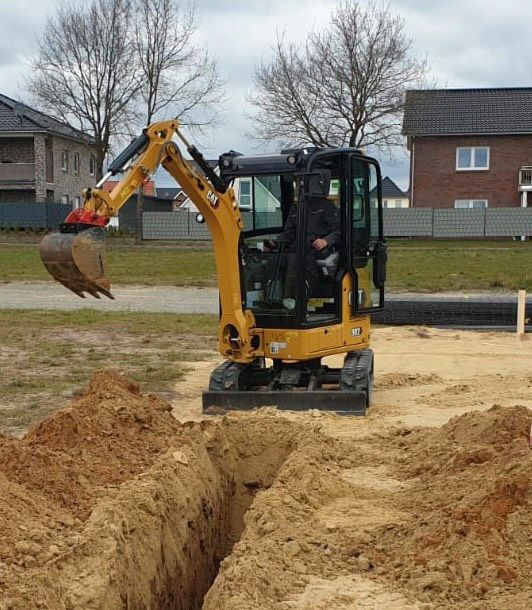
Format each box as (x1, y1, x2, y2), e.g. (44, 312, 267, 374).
(142, 208, 532, 240)
(0, 202, 68, 230)
(383, 208, 532, 238)
(1, 201, 532, 239)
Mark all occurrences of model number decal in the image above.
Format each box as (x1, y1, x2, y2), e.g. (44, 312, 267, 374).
(270, 342, 287, 354)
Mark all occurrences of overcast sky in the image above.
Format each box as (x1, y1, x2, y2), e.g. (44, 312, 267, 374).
(0, 0, 531, 189)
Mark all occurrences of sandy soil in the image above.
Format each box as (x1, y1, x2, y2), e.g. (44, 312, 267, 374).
(172, 325, 532, 431)
(0, 326, 531, 609)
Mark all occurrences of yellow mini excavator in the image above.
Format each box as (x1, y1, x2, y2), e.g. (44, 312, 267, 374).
(40, 120, 387, 415)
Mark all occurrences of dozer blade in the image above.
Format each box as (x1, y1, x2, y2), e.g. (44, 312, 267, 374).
(202, 390, 367, 416)
(39, 227, 114, 299)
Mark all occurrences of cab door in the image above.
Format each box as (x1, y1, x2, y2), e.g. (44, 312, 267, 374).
(348, 155, 386, 314)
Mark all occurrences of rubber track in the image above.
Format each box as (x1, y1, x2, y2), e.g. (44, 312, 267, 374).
(208, 360, 245, 391)
(340, 349, 373, 407)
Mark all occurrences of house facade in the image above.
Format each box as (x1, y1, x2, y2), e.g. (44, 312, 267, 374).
(381, 176, 409, 208)
(402, 88, 532, 209)
(0, 93, 97, 205)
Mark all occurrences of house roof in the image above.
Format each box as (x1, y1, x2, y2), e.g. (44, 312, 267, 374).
(0, 92, 95, 143)
(381, 176, 406, 198)
(402, 88, 532, 137)
(103, 179, 156, 197)
(173, 191, 188, 207)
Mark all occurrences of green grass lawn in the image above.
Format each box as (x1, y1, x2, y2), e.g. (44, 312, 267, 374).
(0, 310, 218, 436)
(386, 240, 532, 292)
(1, 238, 531, 292)
(0, 242, 217, 286)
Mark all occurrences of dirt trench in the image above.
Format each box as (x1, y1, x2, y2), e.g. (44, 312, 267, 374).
(0, 370, 303, 609)
(1, 361, 532, 610)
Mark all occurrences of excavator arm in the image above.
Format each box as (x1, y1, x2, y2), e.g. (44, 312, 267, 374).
(39, 119, 259, 363)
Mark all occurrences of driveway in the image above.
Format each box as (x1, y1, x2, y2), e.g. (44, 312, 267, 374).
(0, 282, 219, 314)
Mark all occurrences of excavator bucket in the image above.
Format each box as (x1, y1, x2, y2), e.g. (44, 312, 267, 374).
(39, 227, 114, 299)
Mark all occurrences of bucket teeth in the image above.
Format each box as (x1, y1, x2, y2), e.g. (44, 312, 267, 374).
(39, 227, 114, 299)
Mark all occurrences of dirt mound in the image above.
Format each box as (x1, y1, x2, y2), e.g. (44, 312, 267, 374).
(204, 406, 532, 610)
(376, 372, 443, 389)
(204, 432, 373, 609)
(0, 371, 304, 609)
(431, 403, 531, 450)
(373, 405, 532, 607)
(0, 370, 185, 520)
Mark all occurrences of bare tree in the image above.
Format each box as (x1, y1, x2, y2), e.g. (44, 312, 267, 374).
(250, 1, 428, 151)
(29, 0, 142, 179)
(134, 0, 225, 127)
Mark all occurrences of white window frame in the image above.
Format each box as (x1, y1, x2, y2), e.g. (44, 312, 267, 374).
(60, 194, 70, 205)
(238, 178, 252, 209)
(89, 155, 96, 177)
(456, 147, 490, 171)
(454, 199, 488, 209)
(61, 150, 69, 172)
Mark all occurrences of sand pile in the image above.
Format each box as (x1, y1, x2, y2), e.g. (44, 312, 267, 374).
(0, 370, 303, 610)
(205, 405, 532, 610)
(373, 405, 532, 608)
(0, 370, 184, 520)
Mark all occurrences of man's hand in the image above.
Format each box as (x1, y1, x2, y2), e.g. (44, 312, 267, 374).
(312, 238, 328, 251)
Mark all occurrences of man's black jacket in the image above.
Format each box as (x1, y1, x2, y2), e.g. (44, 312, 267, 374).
(279, 197, 341, 249)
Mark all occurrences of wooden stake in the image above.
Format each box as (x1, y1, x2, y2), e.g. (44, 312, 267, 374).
(517, 290, 527, 340)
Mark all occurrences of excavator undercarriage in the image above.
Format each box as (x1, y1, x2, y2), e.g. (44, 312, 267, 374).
(204, 349, 374, 415)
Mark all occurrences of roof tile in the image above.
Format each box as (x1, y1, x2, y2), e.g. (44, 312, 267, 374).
(402, 88, 532, 136)
(0, 92, 95, 143)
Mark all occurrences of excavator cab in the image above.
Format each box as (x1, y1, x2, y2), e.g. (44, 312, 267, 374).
(221, 148, 385, 325)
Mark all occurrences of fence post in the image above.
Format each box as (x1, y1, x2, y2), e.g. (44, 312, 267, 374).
(517, 290, 527, 340)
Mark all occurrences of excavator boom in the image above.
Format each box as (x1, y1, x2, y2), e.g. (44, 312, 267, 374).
(40, 119, 259, 364)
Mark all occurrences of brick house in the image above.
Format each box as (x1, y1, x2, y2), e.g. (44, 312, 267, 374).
(102, 179, 156, 196)
(0, 93, 97, 205)
(402, 88, 532, 209)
